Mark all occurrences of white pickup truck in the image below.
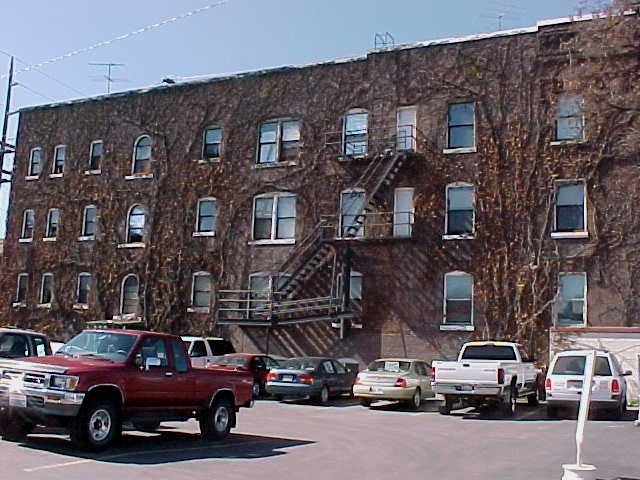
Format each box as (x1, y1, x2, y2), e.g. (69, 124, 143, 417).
(432, 341, 541, 416)
(181, 336, 235, 368)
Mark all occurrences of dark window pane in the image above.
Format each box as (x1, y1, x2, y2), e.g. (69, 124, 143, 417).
(447, 210, 473, 234)
(556, 205, 584, 231)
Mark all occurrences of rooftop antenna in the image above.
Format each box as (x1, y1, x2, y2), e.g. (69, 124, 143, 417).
(89, 62, 124, 94)
(374, 32, 394, 49)
(1, 57, 16, 186)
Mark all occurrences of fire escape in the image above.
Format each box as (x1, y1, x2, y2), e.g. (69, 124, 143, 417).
(216, 121, 426, 333)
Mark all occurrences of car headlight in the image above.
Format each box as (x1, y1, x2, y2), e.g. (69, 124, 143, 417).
(49, 375, 79, 391)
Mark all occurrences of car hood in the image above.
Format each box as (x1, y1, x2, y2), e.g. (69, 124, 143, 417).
(0, 354, 118, 374)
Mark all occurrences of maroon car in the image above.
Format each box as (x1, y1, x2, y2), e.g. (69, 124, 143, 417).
(207, 353, 280, 398)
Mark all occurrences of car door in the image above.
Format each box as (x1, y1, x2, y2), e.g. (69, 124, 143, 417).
(415, 361, 433, 397)
(331, 359, 353, 394)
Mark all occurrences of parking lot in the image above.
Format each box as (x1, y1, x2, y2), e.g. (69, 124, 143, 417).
(1, 397, 639, 480)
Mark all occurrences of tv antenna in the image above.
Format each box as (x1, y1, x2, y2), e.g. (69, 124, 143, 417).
(89, 62, 125, 94)
(374, 32, 395, 49)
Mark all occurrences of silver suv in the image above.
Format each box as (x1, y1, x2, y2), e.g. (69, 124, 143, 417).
(545, 349, 631, 419)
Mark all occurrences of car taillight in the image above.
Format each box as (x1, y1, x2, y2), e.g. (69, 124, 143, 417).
(545, 378, 551, 389)
(430, 367, 435, 382)
(611, 379, 620, 394)
(354, 375, 362, 385)
(266, 372, 277, 381)
(298, 373, 314, 384)
(394, 378, 407, 388)
(497, 368, 505, 385)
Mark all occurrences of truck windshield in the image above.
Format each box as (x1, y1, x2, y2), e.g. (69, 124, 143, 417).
(57, 331, 136, 361)
(461, 345, 517, 360)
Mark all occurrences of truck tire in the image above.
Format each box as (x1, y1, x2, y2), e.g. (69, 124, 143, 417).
(200, 397, 235, 441)
(70, 399, 121, 451)
(439, 395, 454, 415)
(501, 386, 517, 417)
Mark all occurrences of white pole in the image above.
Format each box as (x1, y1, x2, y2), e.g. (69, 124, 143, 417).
(562, 350, 597, 480)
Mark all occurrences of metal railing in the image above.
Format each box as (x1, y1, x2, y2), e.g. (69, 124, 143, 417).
(320, 210, 414, 240)
(324, 124, 418, 159)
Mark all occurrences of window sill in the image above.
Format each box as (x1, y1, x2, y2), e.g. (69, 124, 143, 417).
(187, 307, 211, 314)
(25, 175, 40, 181)
(253, 161, 297, 169)
(117, 242, 146, 249)
(84, 169, 102, 176)
(78, 235, 95, 242)
(73, 303, 89, 310)
(37, 303, 52, 309)
(12, 302, 27, 308)
(18, 238, 33, 244)
(192, 231, 216, 238)
(550, 140, 586, 146)
(42, 237, 57, 242)
(248, 239, 296, 246)
(551, 231, 588, 239)
(443, 147, 476, 155)
(439, 323, 474, 331)
(124, 173, 153, 180)
(196, 158, 221, 164)
(49, 173, 64, 179)
(443, 234, 475, 240)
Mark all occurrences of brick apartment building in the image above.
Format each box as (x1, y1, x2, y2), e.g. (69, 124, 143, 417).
(1, 11, 639, 372)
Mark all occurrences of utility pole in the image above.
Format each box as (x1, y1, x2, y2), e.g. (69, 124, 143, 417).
(1, 56, 15, 186)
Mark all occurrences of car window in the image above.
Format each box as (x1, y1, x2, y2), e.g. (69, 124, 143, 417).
(138, 337, 168, 367)
(415, 362, 427, 376)
(265, 357, 279, 369)
(191, 340, 207, 357)
(171, 338, 188, 372)
(333, 360, 346, 374)
(0, 333, 28, 358)
(281, 358, 320, 370)
(552, 355, 585, 375)
(368, 360, 411, 373)
(594, 356, 612, 376)
(33, 336, 49, 356)
(323, 360, 336, 374)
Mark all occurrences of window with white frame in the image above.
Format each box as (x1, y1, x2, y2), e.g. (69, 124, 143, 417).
(556, 273, 586, 326)
(45, 208, 60, 239)
(257, 119, 300, 164)
(343, 109, 368, 156)
(203, 126, 221, 159)
(191, 272, 212, 309)
(121, 274, 139, 315)
(553, 180, 585, 235)
(443, 271, 473, 326)
(52, 145, 66, 175)
(337, 270, 363, 300)
(88, 140, 103, 171)
(77, 273, 91, 305)
(248, 273, 289, 319)
(340, 188, 365, 237)
(397, 106, 417, 151)
(40, 273, 54, 305)
(195, 198, 216, 235)
(126, 205, 146, 243)
(393, 187, 414, 237)
(28, 148, 42, 176)
(82, 205, 97, 237)
(554, 96, 583, 142)
(252, 193, 296, 241)
(446, 183, 474, 237)
(15, 273, 28, 304)
(20, 209, 35, 240)
(132, 135, 151, 174)
(447, 101, 475, 149)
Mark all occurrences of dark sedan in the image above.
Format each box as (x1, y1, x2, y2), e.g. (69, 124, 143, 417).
(265, 357, 356, 404)
(206, 353, 279, 397)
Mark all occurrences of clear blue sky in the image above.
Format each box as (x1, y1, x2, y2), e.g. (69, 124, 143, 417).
(0, 0, 584, 237)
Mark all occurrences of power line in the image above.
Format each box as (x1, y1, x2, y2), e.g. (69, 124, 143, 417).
(0, 1, 229, 81)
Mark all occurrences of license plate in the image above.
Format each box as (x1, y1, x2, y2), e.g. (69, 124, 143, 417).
(281, 375, 294, 382)
(370, 387, 383, 394)
(456, 385, 473, 391)
(567, 380, 583, 389)
(9, 392, 27, 407)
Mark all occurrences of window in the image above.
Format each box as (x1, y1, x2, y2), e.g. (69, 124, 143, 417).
(138, 336, 167, 367)
(447, 101, 475, 149)
(553, 180, 586, 236)
(443, 271, 473, 327)
(554, 96, 583, 142)
(191, 272, 212, 309)
(28, 148, 42, 176)
(337, 270, 362, 300)
(397, 106, 417, 151)
(202, 126, 221, 159)
(45, 208, 60, 239)
(343, 109, 368, 156)
(132, 135, 151, 174)
(171, 338, 188, 373)
(445, 183, 474, 237)
(556, 273, 586, 326)
(40, 273, 54, 305)
(340, 189, 365, 237)
(394, 187, 414, 237)
(252, 193, 296, 242)
(52, 145, 66, 175)
(248, 273, 290, 318)
(20, 209, 35, 240)
(121, 274, 139, 315)
(15, 273, 28, 304)
(77, 273, 91, 305)
(82, 205, 97, 237)
(195, 198, 216, 235)
(126, 205, 146, 243)
(257, 119, 300, 164)
(88, 140, 103, 171)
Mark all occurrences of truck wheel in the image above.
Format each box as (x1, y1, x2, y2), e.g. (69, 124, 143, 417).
(501, 387, 517, 417)
(359, 398, 372, 407)
(439, 396, 454, 415)
(407, 388, 422, 410)
(200, 397, 235, 440)
(70, 399, 120, 451)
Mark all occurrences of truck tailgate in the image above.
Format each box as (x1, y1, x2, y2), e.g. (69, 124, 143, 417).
(433, 360, 501, 385)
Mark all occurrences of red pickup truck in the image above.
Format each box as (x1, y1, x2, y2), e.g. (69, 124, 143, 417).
(0, 329, 253, 451)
